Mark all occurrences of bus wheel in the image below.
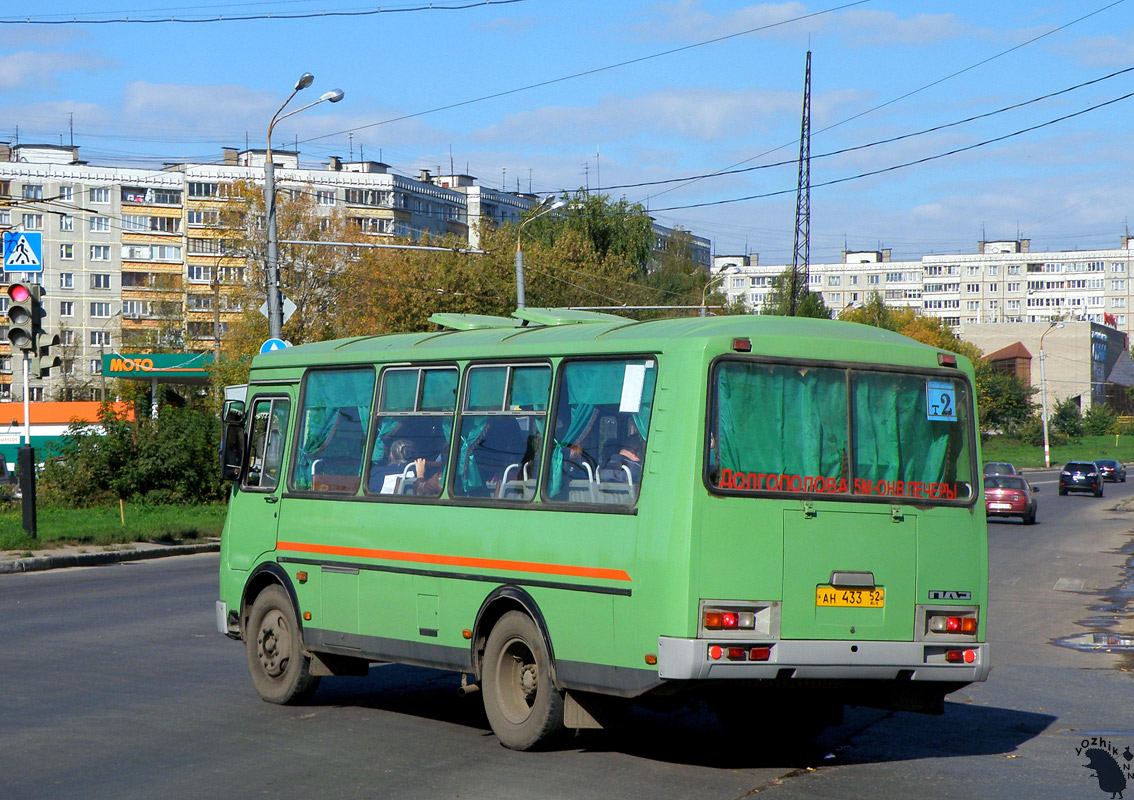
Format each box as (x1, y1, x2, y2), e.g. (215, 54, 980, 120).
(246, 585, 320, 704)
(482, 611, 564, 750)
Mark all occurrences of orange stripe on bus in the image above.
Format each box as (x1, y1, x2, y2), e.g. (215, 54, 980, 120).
(276, 541, 631, 582)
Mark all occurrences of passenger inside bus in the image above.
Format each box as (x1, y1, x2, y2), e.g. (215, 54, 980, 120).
(309, 407, 366, 492)
(368, 438, 417, 494)
(598, 437, 644, 485)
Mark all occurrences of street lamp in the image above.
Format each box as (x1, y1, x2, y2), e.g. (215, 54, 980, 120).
(265, 74, 344, 339)
(515, 194, 566, 310)
(1040, 320, 1065, 469)
(701, 266, 740, 317)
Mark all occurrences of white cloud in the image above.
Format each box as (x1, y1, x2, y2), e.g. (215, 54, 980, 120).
(473, 85, 859, 145)
(837, 9, 972, 46)
(638, 2, 976, 46)
(1057, 33, 1134, 67)
(0, 50, 113, 90)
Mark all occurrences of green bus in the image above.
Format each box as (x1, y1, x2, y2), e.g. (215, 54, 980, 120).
(217, 308, 989, 750)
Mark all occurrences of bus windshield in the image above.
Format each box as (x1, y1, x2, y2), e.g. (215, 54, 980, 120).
(709, 360, 975, 503)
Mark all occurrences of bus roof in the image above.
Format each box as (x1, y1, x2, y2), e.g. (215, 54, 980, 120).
(249, 310, 970, 375)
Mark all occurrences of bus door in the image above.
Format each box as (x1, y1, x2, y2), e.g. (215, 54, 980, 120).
(227, 393, 293, 571)
(780, 507, 916, 642)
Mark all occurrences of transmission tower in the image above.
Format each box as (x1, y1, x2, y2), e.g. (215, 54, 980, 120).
(789, 51, 812, 316)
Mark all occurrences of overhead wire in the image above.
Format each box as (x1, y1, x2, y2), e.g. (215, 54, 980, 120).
(638, 90, 1134, 213)
(638, 0, 1130, 204)
(0, 0, 529, 25)
(298, 0, 870, 144)
(593, 65, 1134, 193)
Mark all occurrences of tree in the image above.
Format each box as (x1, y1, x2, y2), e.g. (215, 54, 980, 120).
(1051, 396, 1084, 438)
(521, 192, 655, 273)
(975, 366, 1036, 431)
(40, 401, 226, 510)
(762, 267, 832, 319)
(1084, 402, 1118, 436)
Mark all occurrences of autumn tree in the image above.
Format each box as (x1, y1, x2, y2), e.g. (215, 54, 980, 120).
(840, 292, 1036, 431)
(762, 266, 832, 319)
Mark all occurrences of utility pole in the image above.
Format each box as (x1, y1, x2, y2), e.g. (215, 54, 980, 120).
(790, 50, 812, 317)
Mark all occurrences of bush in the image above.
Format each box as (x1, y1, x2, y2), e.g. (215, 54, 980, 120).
(1007, 415, 1067, 448)
(1051, 397, 1083, 438)
(38, 402, 225, 508)
(1084, 403, 1119, 436)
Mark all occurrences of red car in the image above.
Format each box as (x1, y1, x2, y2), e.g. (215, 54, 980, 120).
(984, 475, 1038, 525)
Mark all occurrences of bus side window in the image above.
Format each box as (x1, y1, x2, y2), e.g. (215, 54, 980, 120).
(546, 358, 656, 506)
(453, 364, 550, 502)
(366, 366, 458, 498)
(245, 397, 290, 491)
(291, 367, 375, 493)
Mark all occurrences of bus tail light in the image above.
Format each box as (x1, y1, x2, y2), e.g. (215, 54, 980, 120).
(708, 644, 773, 662)
(945, 649, 977, 663)
(928, 613, 978, 634)
(700, 601, 778, 639)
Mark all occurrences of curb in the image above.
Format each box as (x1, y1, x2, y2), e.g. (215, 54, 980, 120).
(0, 541, 220, 575)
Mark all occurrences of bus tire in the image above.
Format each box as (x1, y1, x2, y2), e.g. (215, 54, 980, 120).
(245, 585, 320, 704)
(481, 610, 564, 750)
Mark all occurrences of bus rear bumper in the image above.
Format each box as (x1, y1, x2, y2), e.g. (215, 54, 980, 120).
(657, 637, 991, 683)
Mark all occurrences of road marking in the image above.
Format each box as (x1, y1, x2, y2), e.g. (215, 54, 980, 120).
(1053, 577, 1085, 592)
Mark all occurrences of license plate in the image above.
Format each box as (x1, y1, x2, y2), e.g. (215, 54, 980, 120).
(989, 502, 1011, 509)
(815, 586, 885, 608)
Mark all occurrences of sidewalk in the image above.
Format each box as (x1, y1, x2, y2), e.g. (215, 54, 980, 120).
(0, 538, 220, 574)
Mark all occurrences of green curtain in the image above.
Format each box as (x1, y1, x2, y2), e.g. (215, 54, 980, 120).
(456, 416, 491, 493)
(852, 373, 956, 488)
(549, 361, 656, 496)
(422, 369, 458, 412)
(381, 369, 417, 412)
(717, 364, 847, 482)
(467, 367, 507, 411)
(291, 368, 375, 490)
(369, 417, 403, 463)
(510, 366, 551, 410)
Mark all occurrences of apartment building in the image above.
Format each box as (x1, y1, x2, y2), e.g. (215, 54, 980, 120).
(1, 142, 714, 401)
(714, 237, 1134, 338)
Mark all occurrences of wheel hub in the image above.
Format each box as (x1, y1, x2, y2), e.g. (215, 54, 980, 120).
(258, 610, 289, 678)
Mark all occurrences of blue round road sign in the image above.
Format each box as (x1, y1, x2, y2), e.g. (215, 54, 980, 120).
(260, 338, 290, 354)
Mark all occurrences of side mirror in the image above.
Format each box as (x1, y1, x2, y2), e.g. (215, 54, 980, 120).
(1032, 485, 1040, 493)
(220, 422, 246, 482)
(222, 399, 246, 425)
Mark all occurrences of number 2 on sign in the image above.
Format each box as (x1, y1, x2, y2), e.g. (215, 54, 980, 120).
(926, 380, 957, 422)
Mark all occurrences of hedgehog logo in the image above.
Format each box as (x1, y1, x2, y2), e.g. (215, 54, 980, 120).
(1076, 737, 1134, 798)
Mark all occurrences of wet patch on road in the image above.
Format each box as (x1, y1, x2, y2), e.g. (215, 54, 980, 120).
(1054, 539, 1134, 656)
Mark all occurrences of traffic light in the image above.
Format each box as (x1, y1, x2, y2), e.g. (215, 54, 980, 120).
(32, 330, 61, 378)
(4, 282, 60, 377)
(6, 282, 38, 351)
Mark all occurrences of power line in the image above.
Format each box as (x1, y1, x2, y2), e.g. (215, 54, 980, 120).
(639, 0, 1131, 204)
(644, 90, 1134, 213)
(594, 65, 1134, 193)
(0, 0, 528, 25)
(298, 0, 870, 145)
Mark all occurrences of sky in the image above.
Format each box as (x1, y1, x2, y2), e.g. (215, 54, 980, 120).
(1, 0, 1133, 264)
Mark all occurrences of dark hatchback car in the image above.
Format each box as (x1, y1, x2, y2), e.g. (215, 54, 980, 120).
(983, 462, 1018, 476)
(1095, 459, 1127, 482)
(984, 475, 1038, 524)
(1059, 461, 1104, 497)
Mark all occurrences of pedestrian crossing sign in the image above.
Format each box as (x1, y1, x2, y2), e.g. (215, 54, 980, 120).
(3, 232, 42, 272)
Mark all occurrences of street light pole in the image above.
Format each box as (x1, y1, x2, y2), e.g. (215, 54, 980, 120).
(515, 195, 565, 310)
(1040, 320, 1065, 469)
(701, 266, 739, 316)
(265, 73, 343, 339)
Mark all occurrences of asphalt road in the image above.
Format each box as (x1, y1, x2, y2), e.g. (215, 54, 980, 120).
(1, 479, 1131, 800)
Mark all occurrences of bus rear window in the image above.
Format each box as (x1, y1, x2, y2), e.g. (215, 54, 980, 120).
(709, 361, 974, 502)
